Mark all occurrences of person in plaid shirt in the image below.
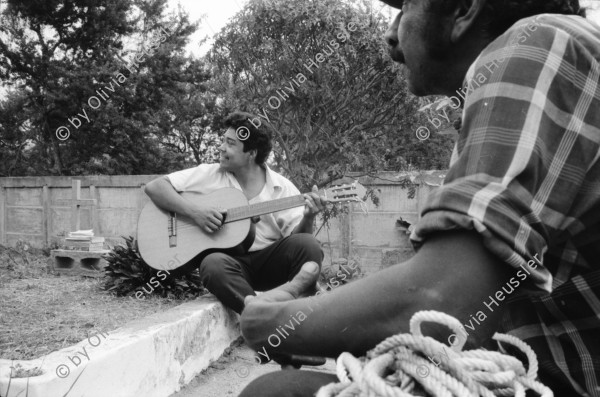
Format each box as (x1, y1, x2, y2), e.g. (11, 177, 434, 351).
(238, 1, 599, 396)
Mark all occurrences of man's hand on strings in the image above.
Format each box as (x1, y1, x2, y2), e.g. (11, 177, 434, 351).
(303, 185, 327, 218)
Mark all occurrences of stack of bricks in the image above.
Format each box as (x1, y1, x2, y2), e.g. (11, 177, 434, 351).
(52, 231, 111, 277)
(50, 180, 111, 277)
(51, 247, 111, 277)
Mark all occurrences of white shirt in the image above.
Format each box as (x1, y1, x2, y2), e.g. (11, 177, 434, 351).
(166, 164, 304, 251)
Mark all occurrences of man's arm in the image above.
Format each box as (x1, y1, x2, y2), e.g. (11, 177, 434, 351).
(241, 230, 513, 358)
(145, 176, 193, 216)
(144, 176, 223, 233)
(290, 185, 326, 235)
(291, 214, 317, 234)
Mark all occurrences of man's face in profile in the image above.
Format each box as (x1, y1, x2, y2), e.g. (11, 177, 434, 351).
(382, 0, 456, 96)
(218, 127, 253, 172)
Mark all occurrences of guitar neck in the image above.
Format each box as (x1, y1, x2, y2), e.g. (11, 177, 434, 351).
(225, 195, 306, 223)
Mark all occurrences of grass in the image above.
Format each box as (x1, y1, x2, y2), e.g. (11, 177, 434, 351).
(0, 240, 362, 386)
(0, 241, 183, 367)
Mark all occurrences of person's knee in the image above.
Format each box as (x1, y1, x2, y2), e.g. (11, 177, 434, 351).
(198, 253, 233, 281)
(239, 370, 336, 397)
(238, 373, 278, 397)
(287, 234, 323, 264)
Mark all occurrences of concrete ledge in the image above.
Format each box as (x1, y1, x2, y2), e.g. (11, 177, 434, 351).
(0, 295, 240, 397)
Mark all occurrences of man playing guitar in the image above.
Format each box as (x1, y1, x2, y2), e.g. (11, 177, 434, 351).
(144, 111, 326, 313)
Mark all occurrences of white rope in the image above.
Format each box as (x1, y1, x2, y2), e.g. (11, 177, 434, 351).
(316, 311, 554, 397)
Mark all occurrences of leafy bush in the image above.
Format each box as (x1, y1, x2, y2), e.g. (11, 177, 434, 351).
(103, 236, 207, 299)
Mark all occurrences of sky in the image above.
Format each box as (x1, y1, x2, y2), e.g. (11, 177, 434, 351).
(168, 0, 395, 56)
(583, 0, 600, 21)
(170, 0, 250, 56)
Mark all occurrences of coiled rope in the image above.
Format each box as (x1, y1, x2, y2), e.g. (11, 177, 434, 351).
(316, 311, 553, 397)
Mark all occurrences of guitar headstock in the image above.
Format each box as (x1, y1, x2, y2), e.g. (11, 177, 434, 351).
(321, 182, 367, 203)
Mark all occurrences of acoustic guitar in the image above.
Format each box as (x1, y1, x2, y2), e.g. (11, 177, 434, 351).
(137, 183, 365, 271)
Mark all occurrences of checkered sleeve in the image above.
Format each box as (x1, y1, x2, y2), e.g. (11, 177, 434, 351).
(410, 16, 600, 293)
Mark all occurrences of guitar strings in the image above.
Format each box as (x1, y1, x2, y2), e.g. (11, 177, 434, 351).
(171, 188, 361, 230)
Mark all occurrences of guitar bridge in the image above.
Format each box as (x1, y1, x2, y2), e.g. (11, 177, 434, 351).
(168, 212, 177, 247)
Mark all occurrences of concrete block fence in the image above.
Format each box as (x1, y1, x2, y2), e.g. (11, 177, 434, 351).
(0, 171, 446, 274)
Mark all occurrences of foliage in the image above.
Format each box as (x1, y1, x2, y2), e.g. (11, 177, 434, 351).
(319, 258, 363, 291)
(0, 241, 56, 281)
(0, 0, 453, 187)
(0, 0, 214, 176)
(103, 236, 206, 299)
(7, 363, 43, 379)
(208, 0, 454, 191)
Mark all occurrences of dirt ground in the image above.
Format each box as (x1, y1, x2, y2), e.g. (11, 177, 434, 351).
(169, 343, 337, 397)
(0, 241, 339, 395)
(0, 243, 182, 363)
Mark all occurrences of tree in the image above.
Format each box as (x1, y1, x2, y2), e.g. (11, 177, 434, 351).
(0, 0, 214, 176)
(208, 0, 454, 191)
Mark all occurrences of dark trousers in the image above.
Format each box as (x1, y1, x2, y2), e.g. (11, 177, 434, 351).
(239, 370, 337, 397)
(194, 233, 323, 313)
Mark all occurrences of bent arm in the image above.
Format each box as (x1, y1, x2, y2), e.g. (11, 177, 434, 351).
(291, 215, 315, 235)
(144, 176, 194, 217)
(241, 230, 513, 358)
(291, 190, 326, 235)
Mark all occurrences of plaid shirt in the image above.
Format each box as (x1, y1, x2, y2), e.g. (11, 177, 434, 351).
(410, 14, 600, 396)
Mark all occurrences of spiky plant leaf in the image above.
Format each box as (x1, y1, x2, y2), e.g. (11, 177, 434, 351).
(103, 236, 207, 299)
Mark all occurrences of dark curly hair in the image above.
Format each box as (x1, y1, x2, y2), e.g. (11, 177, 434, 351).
(428, 0, 586, 37)
(223, 111, 273, 165)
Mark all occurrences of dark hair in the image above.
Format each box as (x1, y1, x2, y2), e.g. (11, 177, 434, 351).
(428, 0, 585, 37)
(223, 111, 273, 165)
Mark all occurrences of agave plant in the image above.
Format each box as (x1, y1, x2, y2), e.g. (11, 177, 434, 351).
(103, 236, 207, 299)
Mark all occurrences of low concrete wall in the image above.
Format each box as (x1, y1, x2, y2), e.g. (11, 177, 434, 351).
(0, 296, 240, 397)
